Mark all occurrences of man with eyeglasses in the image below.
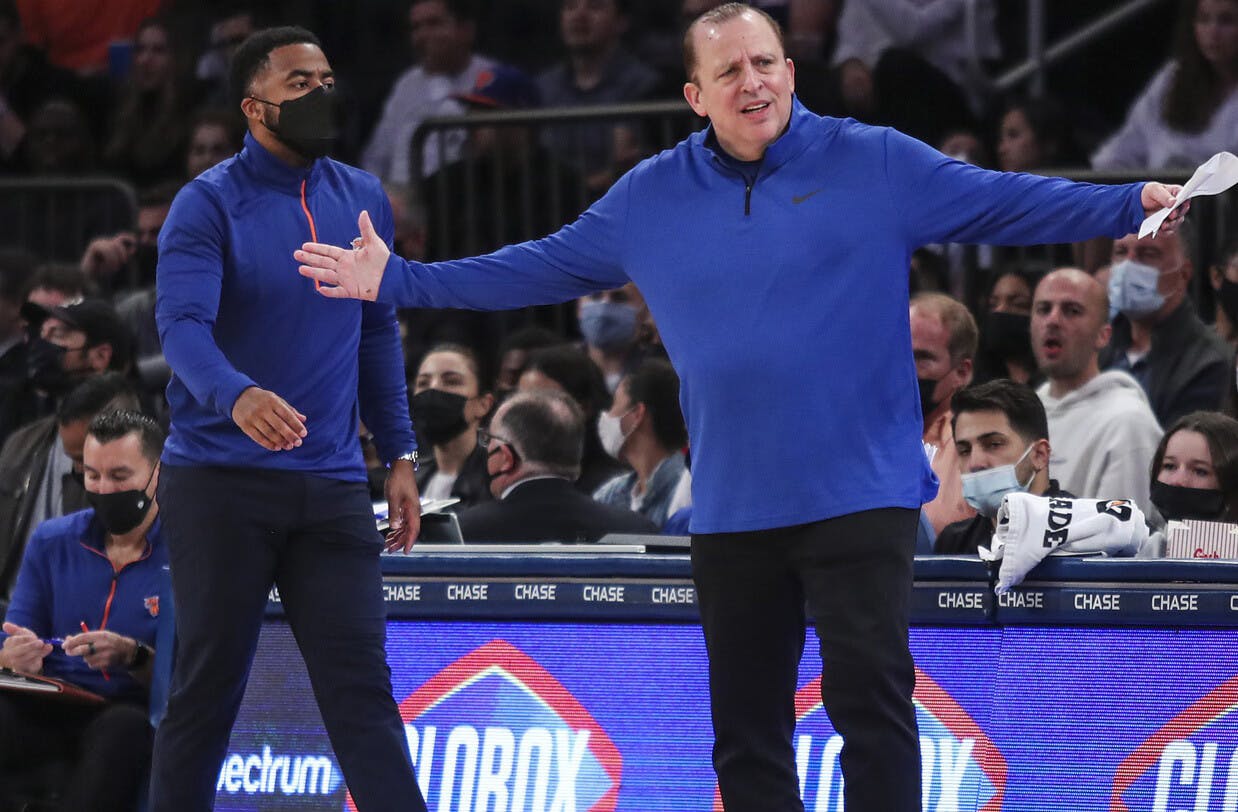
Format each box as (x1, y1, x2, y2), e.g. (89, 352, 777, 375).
(460, 390, 657, 542)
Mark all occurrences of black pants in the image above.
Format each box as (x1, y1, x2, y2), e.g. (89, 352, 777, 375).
(0, 693, 152, 812)
(691, 507, 920, 812)
(147, 466, 426, 812)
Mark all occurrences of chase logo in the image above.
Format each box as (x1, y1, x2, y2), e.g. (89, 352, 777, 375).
(712, 667, 1007, 810)
(1109, 674, 1238, 812)
(347, 639, 621, 812)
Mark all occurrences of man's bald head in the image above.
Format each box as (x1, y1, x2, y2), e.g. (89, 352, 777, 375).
(1032, 267, 1112, 396)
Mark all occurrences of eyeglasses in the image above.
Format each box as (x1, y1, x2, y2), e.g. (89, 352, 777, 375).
(477, 427, 512, 452)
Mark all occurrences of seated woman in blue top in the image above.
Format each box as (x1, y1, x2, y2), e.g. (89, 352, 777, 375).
(0, 409, 167, 812)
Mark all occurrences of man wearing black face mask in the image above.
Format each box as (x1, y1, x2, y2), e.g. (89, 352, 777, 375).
(0, 409, 166, 812)
(22, 299, 132, 402)
(151, 26, 427, 812)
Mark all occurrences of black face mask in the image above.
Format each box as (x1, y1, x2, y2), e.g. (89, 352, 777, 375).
(26, 338, 76, 396)
(412, 389, 470, 447)
(1151, 480, 1227, 522)
(1218, 278, 1238, 327)
(981, 311, 1032, 361)
(918, 376, 941, 419)
(253, 85, 338, 160)
(87, 466, 157, 535)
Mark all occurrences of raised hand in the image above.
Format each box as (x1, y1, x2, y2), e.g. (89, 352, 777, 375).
(295, 210, 391, 301)
(1140, 182, 1190, 233)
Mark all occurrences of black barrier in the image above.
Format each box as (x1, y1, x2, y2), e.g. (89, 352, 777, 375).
(0, 177, 137, 264)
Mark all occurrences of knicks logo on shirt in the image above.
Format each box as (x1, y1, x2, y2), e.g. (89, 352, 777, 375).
(144, 595, 160, 617)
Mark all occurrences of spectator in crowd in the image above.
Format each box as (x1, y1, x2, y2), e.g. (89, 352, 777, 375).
(1148, 409, 1238, 525)
(80, 181, 176, 294)
(103, 16, 198, 187)
(1094, 0, 1238, 170)
(935, 379, 1069, 554)
(593, 358, 690, 528)
(1033, 268, 1163, 515)
(21, 96, 94, 175)
(0, 409, 166, 812)
(1103, 226, 1231, 427)
(22, 263, 93, 309)
(578, 283, 646, 393)
(0, 372, 139, 605)
(195, 7, 256, 107)
(0, 250, 33, 446)
(973, 269, 1040, 387)
(519, 344, 627, 494)
(459, 389, 657, 541)
(939, 125, 988, 167)
(538, 0, 662, 190)
(494, 325, 560, 399)
(23, 298, 132, 407)
(411, 344, 495, 511)
(0, 0, 89, 170)
(996, 95, 1082, 173)
(1209, 237, 1238, 349)
(185, 108, 245, 179)
(385, 183, 427, 263)
(912, 292, 978, 535)
(422, 65, 584, 260)
(361, 0, 496, 183)
(828, 0, 996, 145)
(14, 0, 162, 74)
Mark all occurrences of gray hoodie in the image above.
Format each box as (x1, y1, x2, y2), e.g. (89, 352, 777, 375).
(1037, 371, 1163, 517)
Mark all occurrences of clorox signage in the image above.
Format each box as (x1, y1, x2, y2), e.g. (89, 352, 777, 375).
(347, 639, 622, 812)
(1110, 674, 1238, 812)
(712, 667, 1007, 811)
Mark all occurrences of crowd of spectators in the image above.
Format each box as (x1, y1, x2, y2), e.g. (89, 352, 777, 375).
(1, 0, 1238, 805)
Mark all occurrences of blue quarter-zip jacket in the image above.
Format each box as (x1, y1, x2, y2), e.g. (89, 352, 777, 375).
(373, 100, 1146, 534)
(156, 133, 414, 478)
(3, 509, 168, 702)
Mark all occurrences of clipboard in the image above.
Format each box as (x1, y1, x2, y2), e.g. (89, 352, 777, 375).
(0, 667, 105, 704)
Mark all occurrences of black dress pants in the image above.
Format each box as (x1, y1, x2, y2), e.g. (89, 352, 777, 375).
(0, 693, 152, 812)
(691, 507, 920, 812)
(147, 465, 427, 812)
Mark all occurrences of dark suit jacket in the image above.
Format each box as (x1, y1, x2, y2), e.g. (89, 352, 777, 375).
(457, 476, 658, 543)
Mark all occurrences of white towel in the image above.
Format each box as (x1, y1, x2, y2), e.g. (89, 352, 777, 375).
(978, 493, 1147, 594)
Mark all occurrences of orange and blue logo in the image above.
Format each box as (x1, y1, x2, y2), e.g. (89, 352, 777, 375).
(348, 639, 622, 811)
(712, 667, 1007, 810)
(1109, 674, 1238, 812)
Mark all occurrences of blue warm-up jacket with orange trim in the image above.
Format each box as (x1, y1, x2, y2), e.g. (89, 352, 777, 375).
(3, 509, 167, 702)
(156, 133, 414, 479)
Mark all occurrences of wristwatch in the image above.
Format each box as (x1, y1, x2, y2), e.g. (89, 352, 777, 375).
(388, 451, 419, 471)
(128, 640, 153, 670)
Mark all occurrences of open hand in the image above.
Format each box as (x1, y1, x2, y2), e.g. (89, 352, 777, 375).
(232, 386, 307, 451)
(295, 210, 391, 301)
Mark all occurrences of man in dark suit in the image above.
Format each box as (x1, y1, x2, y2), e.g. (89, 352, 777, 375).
(461, 389, 657, 542)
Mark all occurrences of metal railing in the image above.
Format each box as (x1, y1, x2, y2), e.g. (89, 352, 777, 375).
(0, 176, 137, 264)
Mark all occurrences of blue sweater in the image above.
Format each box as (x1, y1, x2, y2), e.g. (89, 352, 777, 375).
(375, 100, 1146, 533)
(3, 510, 168, 702)
(156, 133, 414, 479)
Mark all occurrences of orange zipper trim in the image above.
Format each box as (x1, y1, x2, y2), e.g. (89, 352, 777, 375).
(300, 179, 323, 292)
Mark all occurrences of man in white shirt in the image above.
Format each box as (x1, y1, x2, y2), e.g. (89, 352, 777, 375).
(360, 0, 495, 183)
(1032, 268, 1162, 515)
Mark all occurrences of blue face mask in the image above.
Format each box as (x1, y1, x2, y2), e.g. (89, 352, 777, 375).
(1108, 259, 1166, 320)
(579, 300, 638, 351)
(960, 444, 1036, 518)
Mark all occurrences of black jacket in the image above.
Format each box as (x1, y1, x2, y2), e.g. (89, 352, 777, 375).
(415, 443, 493, 512)
(1102, 302, 1233, 428)
(457, 476, 658, 543)
(935, 481, 1072, 555)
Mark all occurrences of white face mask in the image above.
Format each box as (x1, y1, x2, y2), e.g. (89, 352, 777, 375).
(960, 443, 1037, 517)
(1108, 259, 1166, 320)
(597, 409, 633, 460)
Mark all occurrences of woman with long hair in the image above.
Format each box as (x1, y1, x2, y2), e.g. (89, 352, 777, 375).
(1148, 410, 1238, 526)
(1093, 0, 1238, 170)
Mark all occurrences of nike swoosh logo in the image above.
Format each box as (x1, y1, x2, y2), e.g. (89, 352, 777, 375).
(792, 188, 825, 205)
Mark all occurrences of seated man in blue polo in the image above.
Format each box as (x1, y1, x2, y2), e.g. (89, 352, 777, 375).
(0, 409, 166, 812)
(935, 379, 1073, 554)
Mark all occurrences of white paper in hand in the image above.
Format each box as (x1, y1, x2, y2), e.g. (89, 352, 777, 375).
(1140, 151, 1238, 238)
